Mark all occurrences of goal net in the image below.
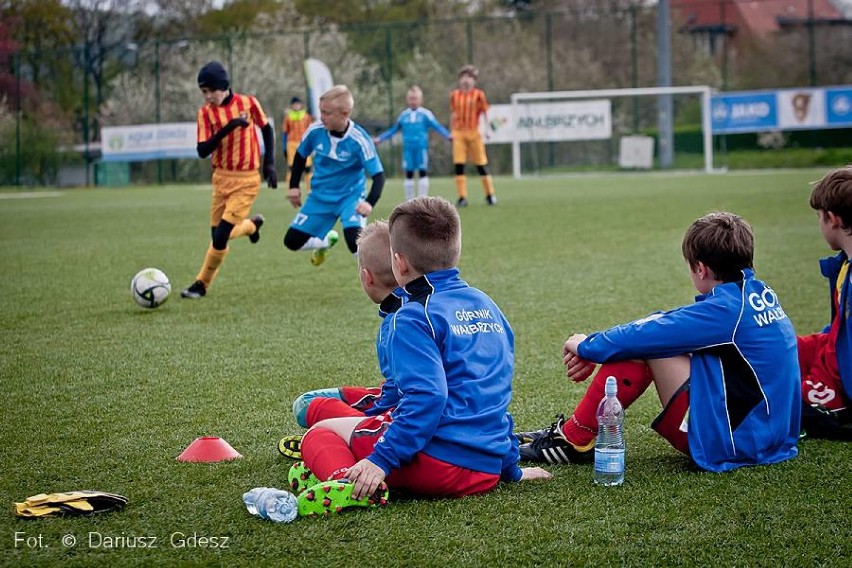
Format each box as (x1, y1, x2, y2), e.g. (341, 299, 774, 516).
(487, 86, 715, 178)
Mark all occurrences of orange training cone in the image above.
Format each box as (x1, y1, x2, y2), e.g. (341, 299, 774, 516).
(177, 436, 243, 463)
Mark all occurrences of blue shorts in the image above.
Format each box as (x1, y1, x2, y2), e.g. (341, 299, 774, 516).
(402, 146, 429, 173)
(289, 191, 366, 238)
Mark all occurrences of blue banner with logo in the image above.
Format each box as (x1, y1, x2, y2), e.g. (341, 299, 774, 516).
(826, 88, 852, 126)
(711, 86, 852, 134)
(711, 92, 777, 134)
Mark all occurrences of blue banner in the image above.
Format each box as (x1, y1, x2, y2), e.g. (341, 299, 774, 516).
(711, 93, 777, 134)
(826, 88, 852, 127)
(712, 86, 852, 134)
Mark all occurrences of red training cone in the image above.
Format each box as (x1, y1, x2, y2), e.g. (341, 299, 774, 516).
(177, 436, 243, 463)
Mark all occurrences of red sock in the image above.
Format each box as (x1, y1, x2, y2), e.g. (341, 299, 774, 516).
(562, 360, 654, 446)
(301, 427, 357, 481)
(305, 398, 365, 428)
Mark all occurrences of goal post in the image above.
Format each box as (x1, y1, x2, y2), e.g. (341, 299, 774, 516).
(505, 86, 716, 178)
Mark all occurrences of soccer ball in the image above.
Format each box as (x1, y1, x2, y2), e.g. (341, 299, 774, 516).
(130, 268, 171, 309)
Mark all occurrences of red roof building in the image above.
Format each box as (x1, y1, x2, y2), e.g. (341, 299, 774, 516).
(673, 0, 847, 53)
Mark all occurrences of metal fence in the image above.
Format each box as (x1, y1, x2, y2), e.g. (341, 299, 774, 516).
(3, 5, 850, 186)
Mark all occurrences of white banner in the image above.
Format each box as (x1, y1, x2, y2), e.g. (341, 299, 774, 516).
(101, 123, 197, 162)
(486, 100, 612, 144)
(777, 88, 826, 129)
(304, 58, 334, 121)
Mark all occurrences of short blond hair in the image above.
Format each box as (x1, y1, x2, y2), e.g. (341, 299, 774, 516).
(320, 85, 354, 112)
(389, 197, 461, 274)
(357, 221, 396, 289)
(407, 85, 423, 97)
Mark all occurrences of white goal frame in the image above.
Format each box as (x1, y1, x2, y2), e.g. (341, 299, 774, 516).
(509, 86, 716, 178)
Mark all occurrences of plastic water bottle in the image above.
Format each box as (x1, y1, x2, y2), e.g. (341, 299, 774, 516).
(242, 487, 298, 523)
(594, 376, 625, 486)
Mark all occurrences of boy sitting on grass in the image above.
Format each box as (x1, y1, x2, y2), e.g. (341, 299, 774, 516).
(518, 212, 801, 473)
(798, 166, 852, 439)
(291, 197, 549, 517)
(278, 221, 404, 458)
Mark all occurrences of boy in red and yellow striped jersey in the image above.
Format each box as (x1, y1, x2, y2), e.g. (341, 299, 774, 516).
(450, 64, 496, 207)
(181, 61, 277, 299)
(283, 96, 313, 189)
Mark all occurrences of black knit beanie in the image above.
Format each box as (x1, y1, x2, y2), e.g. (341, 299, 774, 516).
(197, 61, 229, 91)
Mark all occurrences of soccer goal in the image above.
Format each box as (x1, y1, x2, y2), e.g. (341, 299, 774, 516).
(494, 86, 716, 178)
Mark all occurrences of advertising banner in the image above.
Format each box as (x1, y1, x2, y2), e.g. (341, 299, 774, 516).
(487, 100, 612, 144)
(711, 86, 852, 134)
(101, 123, 197, 162)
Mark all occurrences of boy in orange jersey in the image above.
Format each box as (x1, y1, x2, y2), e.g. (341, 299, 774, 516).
(282, 96, 313, 190)
(181, 61, 277, 299)
(450, 64, 496, 207)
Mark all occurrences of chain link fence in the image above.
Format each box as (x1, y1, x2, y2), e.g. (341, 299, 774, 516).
(2, 6, 850, 186)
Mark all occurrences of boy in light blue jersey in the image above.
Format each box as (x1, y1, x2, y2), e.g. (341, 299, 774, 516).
(374, 86, 451, 200)
(519, 212, 801, 473)
(284, 85, 385, 266)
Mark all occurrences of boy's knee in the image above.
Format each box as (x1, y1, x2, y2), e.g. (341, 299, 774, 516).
(211, 221, 233, 250)
(293, 388, 344, 428)
(283, 228, 310, 251)
(343, 227, 360, 254)
(292, 394, 312, 428)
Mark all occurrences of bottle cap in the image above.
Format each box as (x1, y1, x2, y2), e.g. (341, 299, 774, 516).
(605, 376, 618, 396)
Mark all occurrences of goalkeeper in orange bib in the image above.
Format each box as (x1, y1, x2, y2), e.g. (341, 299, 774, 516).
(181, 61, 277, 299)
(449, 64, 496, 207)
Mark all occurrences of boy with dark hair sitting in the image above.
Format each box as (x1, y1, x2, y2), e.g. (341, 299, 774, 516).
(798, 166, 852, 439)
(519, 212, 801, 473)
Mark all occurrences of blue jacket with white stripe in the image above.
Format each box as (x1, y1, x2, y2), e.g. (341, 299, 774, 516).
(367, 268, 522, 482)
(577, 269, 800, 472)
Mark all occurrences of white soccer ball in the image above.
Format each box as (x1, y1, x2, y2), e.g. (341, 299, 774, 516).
(130, 268, 171, 309)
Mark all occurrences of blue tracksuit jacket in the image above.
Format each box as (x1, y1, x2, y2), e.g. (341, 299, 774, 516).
(577, 269, 800, 473)
(367, 268, 522, 482)
(365, 288, 406, 417)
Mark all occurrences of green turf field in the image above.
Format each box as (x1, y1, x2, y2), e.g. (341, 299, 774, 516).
(1, 170, 849, 567)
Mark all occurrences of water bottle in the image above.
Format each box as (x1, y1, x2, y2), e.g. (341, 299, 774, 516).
(594, 376, 625, 486)
(242, 487, 298, 523)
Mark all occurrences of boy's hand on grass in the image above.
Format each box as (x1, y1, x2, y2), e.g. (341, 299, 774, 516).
(520, 467, 552, 481)
(346, 458, 386, 500)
